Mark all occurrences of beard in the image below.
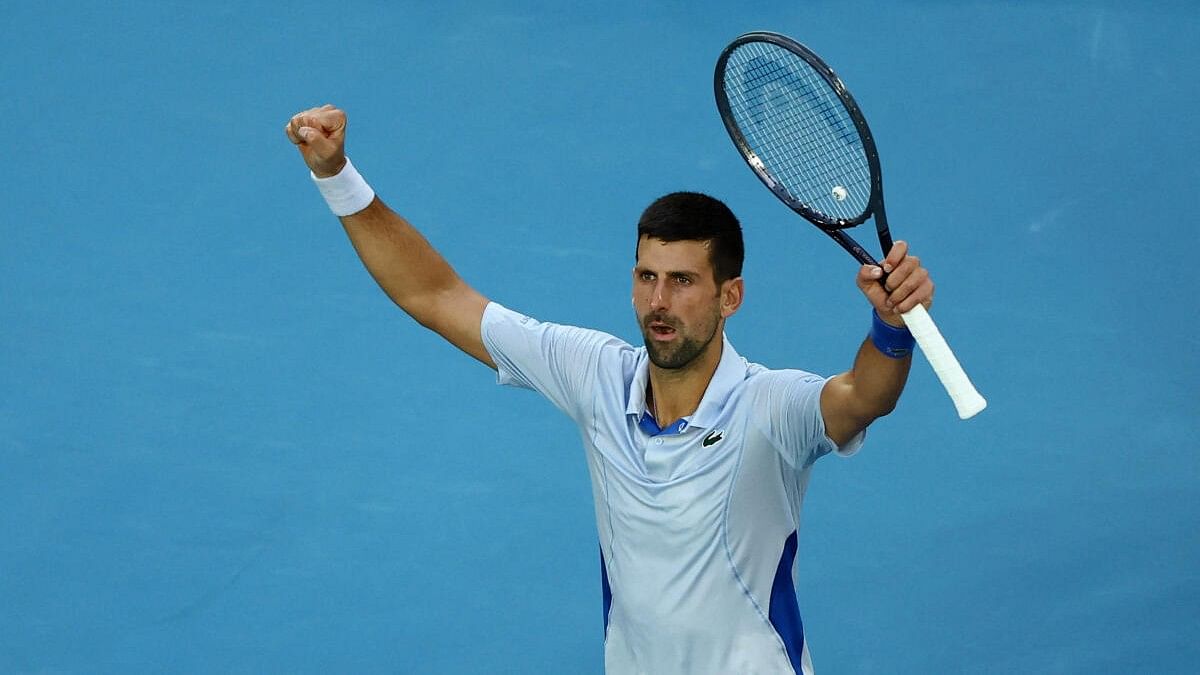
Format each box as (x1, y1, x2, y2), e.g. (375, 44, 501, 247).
(640, 311, 721, 370)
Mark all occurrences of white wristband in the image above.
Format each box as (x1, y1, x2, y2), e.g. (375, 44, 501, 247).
(311, 157, 376, 217)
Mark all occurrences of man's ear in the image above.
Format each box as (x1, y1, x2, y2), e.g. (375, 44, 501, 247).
(721, 277, 744, 318)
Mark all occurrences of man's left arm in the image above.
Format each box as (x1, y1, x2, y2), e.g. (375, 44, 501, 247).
(821, 241, 933, 446)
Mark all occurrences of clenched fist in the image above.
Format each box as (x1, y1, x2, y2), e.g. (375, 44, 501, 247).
(284, 104, 348, 178)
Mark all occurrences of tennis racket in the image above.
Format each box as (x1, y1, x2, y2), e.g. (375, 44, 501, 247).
(714, 31, 986, 419)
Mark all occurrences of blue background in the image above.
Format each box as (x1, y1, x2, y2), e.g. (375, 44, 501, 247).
(2, 2, 1197, 672)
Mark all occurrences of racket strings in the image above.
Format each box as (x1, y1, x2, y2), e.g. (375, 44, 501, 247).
(722, 42, 871, 222)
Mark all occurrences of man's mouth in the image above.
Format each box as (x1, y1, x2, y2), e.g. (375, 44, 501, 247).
(648, 321, 676, 340)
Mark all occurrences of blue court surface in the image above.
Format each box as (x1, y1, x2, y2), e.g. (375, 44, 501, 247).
(3, 2, 1197, 673)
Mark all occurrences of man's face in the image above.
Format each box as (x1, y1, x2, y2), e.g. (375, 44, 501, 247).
(632, 236, 740, 370)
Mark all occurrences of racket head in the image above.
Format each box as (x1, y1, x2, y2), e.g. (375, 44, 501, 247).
(715, 32, 883, 232)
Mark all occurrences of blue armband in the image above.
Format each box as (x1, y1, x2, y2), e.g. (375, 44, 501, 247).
(870, 310, 915, 359)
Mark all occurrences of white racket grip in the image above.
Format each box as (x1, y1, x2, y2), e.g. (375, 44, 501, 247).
(899, 304, 987, 419)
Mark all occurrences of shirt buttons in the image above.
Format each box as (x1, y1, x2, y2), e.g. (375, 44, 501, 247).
(655, 439, 664, 445)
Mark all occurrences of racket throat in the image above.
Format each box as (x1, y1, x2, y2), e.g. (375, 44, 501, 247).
(873, 202, 894, 257)
(827, 229, 879, 267)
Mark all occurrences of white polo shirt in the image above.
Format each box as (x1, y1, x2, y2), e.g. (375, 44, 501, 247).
(481, 302, 863, 675)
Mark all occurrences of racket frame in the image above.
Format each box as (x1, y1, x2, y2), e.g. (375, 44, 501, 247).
(715, 31, 894, 267)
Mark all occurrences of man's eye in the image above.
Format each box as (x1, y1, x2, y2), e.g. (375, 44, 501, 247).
(675, 276, 692, 285)
(640, 272, 656, 281)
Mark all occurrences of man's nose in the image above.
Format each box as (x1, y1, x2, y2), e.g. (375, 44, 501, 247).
(649, 280, 669, 311)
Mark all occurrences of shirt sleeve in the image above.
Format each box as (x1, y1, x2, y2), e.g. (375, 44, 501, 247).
(750, 369, 865, 467)
(480, 302, 624, 424)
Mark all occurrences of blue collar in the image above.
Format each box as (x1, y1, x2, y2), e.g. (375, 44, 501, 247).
(637, 411, 689, 436)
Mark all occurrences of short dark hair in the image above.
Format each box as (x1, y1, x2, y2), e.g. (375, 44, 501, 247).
(636, 192, 744, 282)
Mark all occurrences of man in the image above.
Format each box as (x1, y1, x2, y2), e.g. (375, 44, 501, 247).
(285, 104, 933, 674)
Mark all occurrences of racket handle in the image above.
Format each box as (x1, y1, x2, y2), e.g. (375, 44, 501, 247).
(899, 304, 987, 419)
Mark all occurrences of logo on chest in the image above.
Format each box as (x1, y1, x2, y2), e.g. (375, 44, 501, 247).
(702, 429, 726, 448)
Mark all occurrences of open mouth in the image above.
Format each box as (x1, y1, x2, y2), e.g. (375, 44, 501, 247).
(649, 322, 676, 339)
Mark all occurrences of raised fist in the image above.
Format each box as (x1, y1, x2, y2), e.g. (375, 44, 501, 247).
(284, 104, 348, 178)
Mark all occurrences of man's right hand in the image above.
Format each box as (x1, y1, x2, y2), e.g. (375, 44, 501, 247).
(284, 104, 349, 178)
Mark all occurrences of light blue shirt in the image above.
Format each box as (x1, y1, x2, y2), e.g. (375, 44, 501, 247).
(481, 302, 863, 675)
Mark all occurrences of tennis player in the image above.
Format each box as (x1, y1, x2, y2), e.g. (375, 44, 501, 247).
(285, 105, 933, 675)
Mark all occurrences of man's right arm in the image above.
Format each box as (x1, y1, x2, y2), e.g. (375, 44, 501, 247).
(285, 105, 495, 368)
